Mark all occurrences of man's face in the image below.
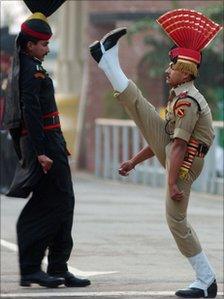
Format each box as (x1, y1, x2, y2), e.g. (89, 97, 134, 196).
(27, 40, 50, 61)
(165, 62, 189, 88)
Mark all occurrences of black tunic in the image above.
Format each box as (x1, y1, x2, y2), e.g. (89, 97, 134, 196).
(8, 53, 69, 198)
(7, 53, 75, 275)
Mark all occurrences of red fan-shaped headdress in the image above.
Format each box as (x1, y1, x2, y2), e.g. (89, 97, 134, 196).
(157, 9, 222, 64)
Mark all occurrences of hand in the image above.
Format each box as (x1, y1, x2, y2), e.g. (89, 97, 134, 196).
(37, 155, 53, 174)
(118, 160, 135, 176)
(169, 183, 184, 201)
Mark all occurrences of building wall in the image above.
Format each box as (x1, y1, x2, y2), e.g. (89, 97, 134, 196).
(80, 0, 223, 171)
(88, 0, 220, 12)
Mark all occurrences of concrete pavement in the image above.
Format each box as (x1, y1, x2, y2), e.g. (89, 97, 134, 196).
(1, 172, 223, 298)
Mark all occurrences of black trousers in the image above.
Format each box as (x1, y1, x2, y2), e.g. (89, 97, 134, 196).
(16, 153, 75, 275)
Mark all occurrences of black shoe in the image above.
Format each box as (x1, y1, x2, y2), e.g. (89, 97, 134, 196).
(89, 27, 127, 63)
(50, 271, 91, 287)
(175, 279, 217, 298)
(101, 27, 127, 51)
(89, 40, 102, 63)
(20, 270, 65, 288)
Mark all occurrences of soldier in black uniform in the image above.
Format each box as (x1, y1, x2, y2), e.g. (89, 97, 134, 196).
(3, 1, 91, 288)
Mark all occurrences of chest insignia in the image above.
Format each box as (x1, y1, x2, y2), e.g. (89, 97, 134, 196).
(36, 65, 44, 71)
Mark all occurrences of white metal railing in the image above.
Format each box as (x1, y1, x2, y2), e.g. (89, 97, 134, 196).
(95, 118, 224, 195)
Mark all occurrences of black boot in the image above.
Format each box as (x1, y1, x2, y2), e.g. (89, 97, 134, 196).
(50, 271, 91, 287)
(20, 270, 65, 288)
(175, 279, 217, 298)
(89, 27, 127, 63)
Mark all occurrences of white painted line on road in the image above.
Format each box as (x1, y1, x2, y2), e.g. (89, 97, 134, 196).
(1, 291, 224, 298)
(1, 239, 18, 252)
(0, 239, 118, 277)
(2, 239, 223, 298)
(0, 291, 176, 297)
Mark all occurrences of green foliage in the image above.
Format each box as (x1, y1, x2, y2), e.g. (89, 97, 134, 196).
(197, 4, 224, 24)
(141, 36, 171, 78)
(197, 48, 224, 114)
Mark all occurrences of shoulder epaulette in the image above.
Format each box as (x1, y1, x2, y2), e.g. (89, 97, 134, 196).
(175, 92, 201, 112)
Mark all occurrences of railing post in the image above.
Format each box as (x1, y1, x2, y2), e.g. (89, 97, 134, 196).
(121, 126, 129, 182)
(209, 127, 219, 194)
(112, 126, 119, 180)
(103, 125, 111, 179)
(95, 118, 223, 195)
(131, 126, 140, 183)
(95, 123, 101, 177)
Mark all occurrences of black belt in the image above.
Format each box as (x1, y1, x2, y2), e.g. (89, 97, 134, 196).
(197, 143, 209, 157)
(21, 111, 61, 136)
(43, 115, 60, 126)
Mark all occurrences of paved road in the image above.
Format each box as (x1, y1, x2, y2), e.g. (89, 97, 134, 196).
(1, 172, 223, 298)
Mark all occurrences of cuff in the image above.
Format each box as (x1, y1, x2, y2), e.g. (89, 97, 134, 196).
(35, 145, 45, 156)
(114, 80, 139, 104)
(173, 128, 191, 142)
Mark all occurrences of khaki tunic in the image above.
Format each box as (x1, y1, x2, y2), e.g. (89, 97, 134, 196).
(166, 81, 214, 146)
(115, 80, 214, 257)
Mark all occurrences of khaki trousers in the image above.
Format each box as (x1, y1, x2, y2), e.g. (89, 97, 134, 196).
(116, 81, 204, 257)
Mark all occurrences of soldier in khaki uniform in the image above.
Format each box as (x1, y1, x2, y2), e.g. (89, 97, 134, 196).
(89, 9, 222, 299)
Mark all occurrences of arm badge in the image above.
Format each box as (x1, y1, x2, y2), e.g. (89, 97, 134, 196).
(34, 72, 45, 79)
(34, 65, 46, 79)
(176, 108, 185, 118)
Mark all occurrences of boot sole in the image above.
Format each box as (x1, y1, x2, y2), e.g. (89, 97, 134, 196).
(20, 280, 63, 288)
(64, 281, 91, 287)
(101, 27, 127, 48)
(175, 291, 217, 298)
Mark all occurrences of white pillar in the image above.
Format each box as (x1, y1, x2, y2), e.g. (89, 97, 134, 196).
(54, 1, 88, 159)
(56, 1, 87, 96)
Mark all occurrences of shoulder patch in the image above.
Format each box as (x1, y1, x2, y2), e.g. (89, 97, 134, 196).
(176, 108, 185, 118)
(34, 64, 46, 79)
(34, 71, 45, 79)
(174, 100, 191, 111)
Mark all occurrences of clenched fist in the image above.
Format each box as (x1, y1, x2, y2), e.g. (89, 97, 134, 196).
(169, 183, 184, 201)
(118, 160, 135, 176)
(38, 155, 53, 174)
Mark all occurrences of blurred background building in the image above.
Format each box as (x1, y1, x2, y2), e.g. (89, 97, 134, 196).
(0, 26, 17, 192)
(0, 0, 223, 181)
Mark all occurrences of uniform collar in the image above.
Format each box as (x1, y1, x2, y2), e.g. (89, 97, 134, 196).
(33, 56, 42, 64)
(172, 81, 195, 97)
(20, 52, 42, 65)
